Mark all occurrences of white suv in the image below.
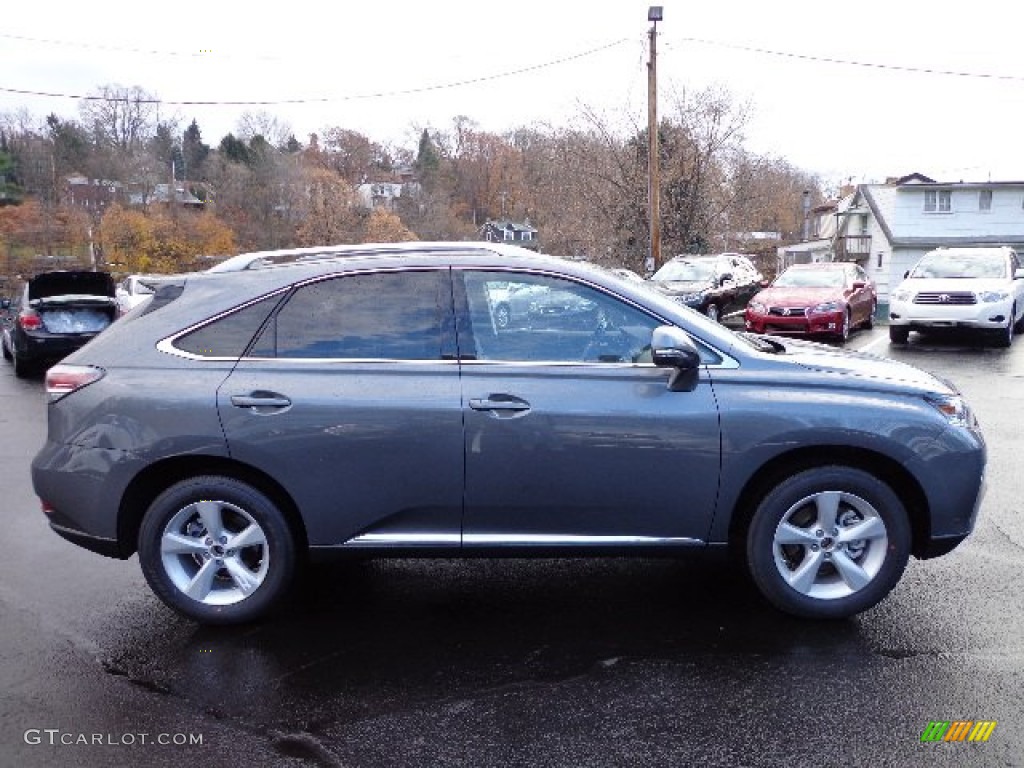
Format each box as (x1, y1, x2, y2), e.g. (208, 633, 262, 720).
(888, 246, 1024, 347)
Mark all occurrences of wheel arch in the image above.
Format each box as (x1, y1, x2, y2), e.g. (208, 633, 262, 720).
(726, 446, 931, 559)
(117, 455, 309, 559)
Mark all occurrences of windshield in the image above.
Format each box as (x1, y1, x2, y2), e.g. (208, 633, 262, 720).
(652, 260, 716, 282)
(910, 251, 1007, 279)
(773, 268, 845, 288)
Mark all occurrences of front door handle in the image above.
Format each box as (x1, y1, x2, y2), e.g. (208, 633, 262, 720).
(469, 396, 531, 413)
(230, 393, 292, 410)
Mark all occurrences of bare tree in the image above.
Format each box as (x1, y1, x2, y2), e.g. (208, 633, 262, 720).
(78, 84, 158, 152)
(236, 111, 293, 149)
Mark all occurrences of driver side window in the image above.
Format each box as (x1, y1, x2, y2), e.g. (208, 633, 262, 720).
(461, 271, 660, 363)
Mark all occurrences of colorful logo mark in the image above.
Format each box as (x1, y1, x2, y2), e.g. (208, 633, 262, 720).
(921, 720, 997, 743)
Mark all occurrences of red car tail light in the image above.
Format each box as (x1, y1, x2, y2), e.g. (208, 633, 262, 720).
(45, 364, 105, 401)
(18, 310, 43, 331)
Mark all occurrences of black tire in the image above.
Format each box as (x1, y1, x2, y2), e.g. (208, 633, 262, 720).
(138, 476, 296, 625)
(889, 326, 910, 345)
(864, 302, 876, 330)
(837, 308, 851, 343)
(746, 466, 911, 619)
(2, 339, 11, 361)
(1013, 305, 1024, 334)
(990, 317, 1013, 348)
(705, 303, 721, 323)
(12, 352, 32, 378)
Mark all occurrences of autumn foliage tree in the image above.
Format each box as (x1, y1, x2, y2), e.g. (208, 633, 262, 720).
(362, 208, 418, 243)
(99, 203, 235, 273)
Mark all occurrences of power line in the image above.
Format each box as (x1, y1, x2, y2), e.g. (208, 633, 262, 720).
(0, 32, 281, 61)
(668, 36, 1024, 82)
(0, 39, 633, 106)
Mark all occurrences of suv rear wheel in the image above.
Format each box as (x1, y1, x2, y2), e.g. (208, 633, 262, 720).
(746, 466, 910, 619)
(138, 476, 296, 624)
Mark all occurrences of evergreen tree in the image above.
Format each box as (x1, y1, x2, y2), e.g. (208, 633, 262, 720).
(182, 119, 210, 179)
(219, 133, 252, 166)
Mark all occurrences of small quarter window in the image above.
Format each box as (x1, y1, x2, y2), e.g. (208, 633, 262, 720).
(174, 293, 283, 357)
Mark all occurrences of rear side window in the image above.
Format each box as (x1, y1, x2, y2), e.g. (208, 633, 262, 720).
(249, 270, 448, 360)
(174, 294, 283, 357)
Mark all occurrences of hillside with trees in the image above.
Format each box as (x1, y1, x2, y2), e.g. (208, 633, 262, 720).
(0, 82, 822, 285)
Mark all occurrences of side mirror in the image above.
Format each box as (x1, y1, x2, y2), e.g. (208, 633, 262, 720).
(903, 270, 910, 279)
(718, 272, 733, 285)
(651, 325, 701, 392)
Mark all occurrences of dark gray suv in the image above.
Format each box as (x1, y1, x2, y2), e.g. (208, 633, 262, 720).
(32, 243, 987, 624)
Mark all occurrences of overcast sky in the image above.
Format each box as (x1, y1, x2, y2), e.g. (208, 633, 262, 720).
(4, 0, 1024, 190)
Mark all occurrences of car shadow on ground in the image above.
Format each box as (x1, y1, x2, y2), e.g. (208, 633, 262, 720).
(91, 556, 872, 730)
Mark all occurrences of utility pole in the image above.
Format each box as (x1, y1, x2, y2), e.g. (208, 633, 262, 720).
(647, 7, 663, 273)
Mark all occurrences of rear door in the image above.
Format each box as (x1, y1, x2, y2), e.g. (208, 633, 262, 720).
(217, 267, 465, 550)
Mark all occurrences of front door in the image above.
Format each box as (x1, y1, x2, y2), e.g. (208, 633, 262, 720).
(455, 269, 722, 548)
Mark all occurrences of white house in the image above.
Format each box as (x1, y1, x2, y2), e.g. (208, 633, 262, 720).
(783, 173, 1024, 302)
(840, 173, 1024, 301)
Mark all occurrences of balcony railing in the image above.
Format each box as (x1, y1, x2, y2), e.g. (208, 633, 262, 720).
(834, 235, 871, 261)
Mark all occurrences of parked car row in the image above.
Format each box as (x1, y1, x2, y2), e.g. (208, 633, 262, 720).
(650, 246, 1024, 349)
(6, 246, 1021, 381)
(647, 253, 877, 344)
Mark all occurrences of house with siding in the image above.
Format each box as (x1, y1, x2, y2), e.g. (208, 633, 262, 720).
(479, 219, 540, 251)
(784, 173, 1024, 302)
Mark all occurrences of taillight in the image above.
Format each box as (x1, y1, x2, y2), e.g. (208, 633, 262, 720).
(18, 310, 43, 331)
(45, 364, 105, 402)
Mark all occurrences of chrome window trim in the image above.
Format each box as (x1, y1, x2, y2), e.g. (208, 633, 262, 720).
(158, 265, 453, 361)
(156, 262, 741, 370)
(455, 265, 740, 369)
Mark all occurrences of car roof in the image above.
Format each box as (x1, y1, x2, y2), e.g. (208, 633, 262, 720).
(206, 241, 553, 272)
(785, 262, 852, 270)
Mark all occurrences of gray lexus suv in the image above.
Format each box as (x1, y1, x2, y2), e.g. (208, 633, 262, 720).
(32, 242, 987, 624)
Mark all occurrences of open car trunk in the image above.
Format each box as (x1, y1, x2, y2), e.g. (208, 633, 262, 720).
(29, 271, 118, 335)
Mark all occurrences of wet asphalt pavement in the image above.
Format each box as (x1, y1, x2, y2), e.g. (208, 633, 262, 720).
(1, 327, 1022, 767)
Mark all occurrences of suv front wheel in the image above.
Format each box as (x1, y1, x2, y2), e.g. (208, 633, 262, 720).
(138, 476, 296, 624)
(746, 466, 911, 619)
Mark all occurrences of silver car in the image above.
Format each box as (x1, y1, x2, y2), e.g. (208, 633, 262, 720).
(32, 242, 987, 624)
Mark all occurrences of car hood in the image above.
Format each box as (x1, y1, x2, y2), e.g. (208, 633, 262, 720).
(762, 336, 954, 394)
(29, 271, 115, 300)
(896, 277, 1009, 293)
(650, 280, 712, 295)
(753, 286, 840, 306)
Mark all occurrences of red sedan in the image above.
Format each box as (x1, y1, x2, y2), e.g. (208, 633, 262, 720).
(744, 262, 877, 342)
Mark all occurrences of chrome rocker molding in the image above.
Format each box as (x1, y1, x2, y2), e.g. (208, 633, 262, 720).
(340, 532, 704, 548)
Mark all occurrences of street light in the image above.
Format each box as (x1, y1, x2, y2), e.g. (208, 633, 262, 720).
(647, 7, 663, 273)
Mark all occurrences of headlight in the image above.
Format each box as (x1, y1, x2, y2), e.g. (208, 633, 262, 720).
(810, 301, 841, 313)
(891, 289, 911, 302)
(925, 394, 975, 428)
(978, 290, 1009, 303)
(748, 301, 766, 314)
